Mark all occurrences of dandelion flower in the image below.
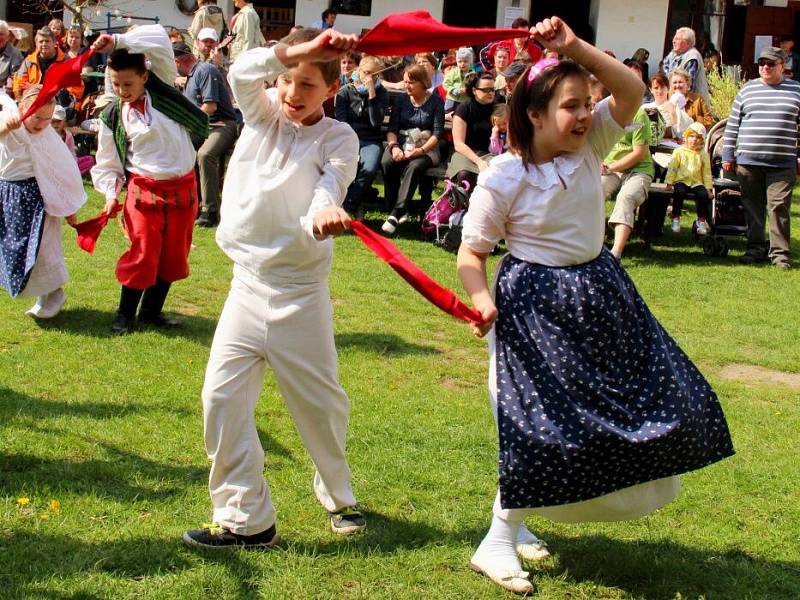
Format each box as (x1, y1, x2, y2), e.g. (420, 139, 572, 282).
(39, 514, 49, 520)
(49, 499, 61, 512)
(16, 497, 30, 506)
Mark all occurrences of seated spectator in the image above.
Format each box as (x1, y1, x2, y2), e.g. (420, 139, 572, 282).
(669, 68, 714, 129)
(624, 58, 652, 103)
(603, 105, 655, 258)
(446, 73, 501, 188)
(62, 27, 89, 110)
(443, 47, 475, 112)
(48, 18, 66, 49)
(643, 72, 679, 138)
(13, 28, 70, 103)
(339, 50, 360, 86)
(664, 122, 712, 235)
(478, 17, 542, 71)
(381, 64, 445, 234)
(631, 47, 651, 81)
(335, 55, 388, 218)
(311, 8, 337, 30)
(488, 104, 508, 155)
(491, 46, 510, 91)
(377, 54, 410, 91)
(501, 61, 526, 101)
(662, 26, 709, 104)
(415, 52, 444, 96)
(0, 20, 23, 96)
(173, 42, 238, 228)
(52, 104, 95, 175)
(779, 35, 800, 81)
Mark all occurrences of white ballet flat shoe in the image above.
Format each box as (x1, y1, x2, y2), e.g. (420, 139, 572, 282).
(516, 538, 550, 561)
(33, 288, 65, 319)
(25, 296, 47, 318)
(469, 558, 533, 595)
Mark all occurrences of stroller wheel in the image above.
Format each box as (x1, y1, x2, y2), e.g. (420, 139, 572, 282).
(716, 236, 729, 257)
(702, 236, 718, 257)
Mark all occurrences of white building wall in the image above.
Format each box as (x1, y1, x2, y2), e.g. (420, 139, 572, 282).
(65, 0, 194, 32)
(296, 1, 444, 34)
(591, 0, 669, 76)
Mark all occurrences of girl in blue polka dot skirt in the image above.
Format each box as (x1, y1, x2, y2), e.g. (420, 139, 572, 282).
(0, 86, 86, 317)
(457, 18, 734, 594)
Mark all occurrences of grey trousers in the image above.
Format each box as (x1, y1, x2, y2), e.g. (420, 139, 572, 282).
(737, 164, 796, 264)
(196, 121, 238, 216)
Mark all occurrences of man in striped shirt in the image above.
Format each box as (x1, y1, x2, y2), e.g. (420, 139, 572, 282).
(723, 46, 800, 269)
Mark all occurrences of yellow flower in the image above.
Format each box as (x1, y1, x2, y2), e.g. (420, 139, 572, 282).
(49, 499, 61, 512)
(16, 497, 30, 506)
(39, 514, 49, 520)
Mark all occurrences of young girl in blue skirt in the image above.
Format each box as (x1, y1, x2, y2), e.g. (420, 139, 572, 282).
(458, 18, 734, 594)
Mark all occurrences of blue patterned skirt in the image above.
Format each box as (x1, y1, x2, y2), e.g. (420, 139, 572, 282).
(494, 250, 734, 510)
(0, 178, 45, 298)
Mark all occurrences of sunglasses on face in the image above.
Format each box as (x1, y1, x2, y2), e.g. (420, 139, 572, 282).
(758, 60, 779, 67)
(475, 87, 495, 93)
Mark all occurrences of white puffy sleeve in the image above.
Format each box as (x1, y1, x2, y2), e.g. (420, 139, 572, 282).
(114, 24, 178, 87)
(300, 124, 359, 240)
(228, 47, 286, 126)
(461, 155, 520, 254)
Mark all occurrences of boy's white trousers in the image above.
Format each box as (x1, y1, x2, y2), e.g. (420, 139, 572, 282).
(202, 269, 357, 535)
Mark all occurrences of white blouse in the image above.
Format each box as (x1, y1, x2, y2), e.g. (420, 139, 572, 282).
(462, 98, 625, 267)
(216, 48, 358, 285)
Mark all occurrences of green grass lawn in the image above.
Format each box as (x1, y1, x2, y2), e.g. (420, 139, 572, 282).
(1, 183, 799, 599)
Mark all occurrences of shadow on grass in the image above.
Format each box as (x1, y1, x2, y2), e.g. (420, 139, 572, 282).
(0, 438, 207, 502)
(33, 307, 217, 343)
(0, 387, 140, 422)
(530, 531, 800, 599)
(335, 332, 440, 356)
(0, 531, 193, 599)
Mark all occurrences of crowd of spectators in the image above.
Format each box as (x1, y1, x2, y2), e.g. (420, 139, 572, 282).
(1, 9, 797, 266)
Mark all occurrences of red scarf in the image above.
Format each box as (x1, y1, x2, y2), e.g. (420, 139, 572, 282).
(21, 49, 95, 120)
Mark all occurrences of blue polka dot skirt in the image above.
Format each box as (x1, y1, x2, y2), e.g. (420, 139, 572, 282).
(0, 178, 45, 298)
(494, 250, 734, 510)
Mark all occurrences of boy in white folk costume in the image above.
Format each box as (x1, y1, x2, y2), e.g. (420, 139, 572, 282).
(183, 28, 365, 549)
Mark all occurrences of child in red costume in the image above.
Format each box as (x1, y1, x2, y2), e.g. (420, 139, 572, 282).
(90, 25, 208, 335)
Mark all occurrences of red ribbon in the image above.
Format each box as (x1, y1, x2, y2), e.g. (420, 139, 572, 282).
(21, 49, 95, 121)
(350, 221, 483, 325)
(355, 10, 528, 56)
(71, 208, 119, 254)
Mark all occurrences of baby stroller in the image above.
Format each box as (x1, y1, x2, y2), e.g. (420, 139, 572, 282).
(421, 178, 471, 253)
(698, 119, 747, 257)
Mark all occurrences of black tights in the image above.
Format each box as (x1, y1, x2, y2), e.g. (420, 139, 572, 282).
(672, 183, 710, 220)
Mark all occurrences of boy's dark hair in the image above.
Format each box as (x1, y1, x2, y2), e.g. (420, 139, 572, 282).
(507, 60, 590, 168)
(322, 9, 337, 19)
(107, 48, 148, 75)
(465, 72, 495, 98)
(279, 27, 340, 85)
(511, 17, 529, 29)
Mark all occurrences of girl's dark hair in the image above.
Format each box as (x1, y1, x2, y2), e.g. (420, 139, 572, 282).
(107, 48, 147, 75)
(280, 27, 340, 85)
(649, 71, 669, 89)
(507, 60, 590, 167)
(465, 72, 494, 98)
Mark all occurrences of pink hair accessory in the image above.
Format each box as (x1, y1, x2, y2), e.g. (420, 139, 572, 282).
(525, 57, 559, 90)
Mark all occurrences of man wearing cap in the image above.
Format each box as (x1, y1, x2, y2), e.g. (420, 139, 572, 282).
(501, 61, 526, 100)
(0, 21, 23, 95)
(194, 27, 227, 74)
(174, 42, 237, 227)
(662, 26, 709, 104)
(12, 27, 65, 99)
(722, 46, 800, 269)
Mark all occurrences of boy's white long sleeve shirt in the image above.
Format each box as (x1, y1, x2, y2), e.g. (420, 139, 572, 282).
(90, 25, 196, 201)
(216, 48, 358, 285)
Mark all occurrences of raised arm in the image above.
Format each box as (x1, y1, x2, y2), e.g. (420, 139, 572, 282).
(530, 17, 644, 127)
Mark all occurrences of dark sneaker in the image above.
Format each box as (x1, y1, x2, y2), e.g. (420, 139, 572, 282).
(138, 312, 181, 328)
(111, 312, 135, 335)
(329, 507, 366, 535)
(738, 253, 767, 265)
(195, 212, 219, 228)
(182, 523, 279, 550)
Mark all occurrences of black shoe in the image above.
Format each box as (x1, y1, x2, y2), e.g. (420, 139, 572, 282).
(738, 253, 768, 265)
(328, 507, 366, 535)
(182, 523, 279, 550)
(138, 312, 181, 328)
(195, 212, 219, 228)
(111, 312, 135, 335)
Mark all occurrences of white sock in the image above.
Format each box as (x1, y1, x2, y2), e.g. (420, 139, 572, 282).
(471, 514, 523, 573)
(516, 523, 540, 545)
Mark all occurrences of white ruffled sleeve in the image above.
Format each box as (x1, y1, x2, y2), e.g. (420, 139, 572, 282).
(461, 156, 519, 254)
(28, 128, 86, 216)
(228, 48, 286, 126)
